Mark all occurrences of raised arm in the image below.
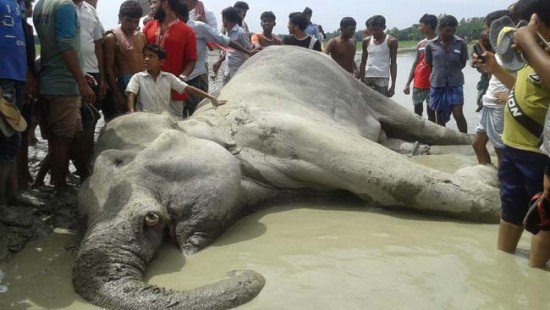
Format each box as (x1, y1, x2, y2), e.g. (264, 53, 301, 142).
(514, 15, 550, 90)
(475, 46, 516, 89)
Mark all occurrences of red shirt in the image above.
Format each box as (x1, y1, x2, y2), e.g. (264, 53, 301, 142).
(144, 20, 198, 101)
(413, 39, 431, 90)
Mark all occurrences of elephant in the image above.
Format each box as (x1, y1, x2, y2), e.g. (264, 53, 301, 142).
(74, 46, 500, 309)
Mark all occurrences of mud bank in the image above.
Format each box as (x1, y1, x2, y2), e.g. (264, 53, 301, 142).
(0, 136, 81, 263)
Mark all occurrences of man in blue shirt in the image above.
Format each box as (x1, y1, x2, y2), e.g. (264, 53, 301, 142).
(33, 0, 95, 191)
(425, 15, 469, 133)
(0, 0, 27, 205)
(303, 7, 322, 44)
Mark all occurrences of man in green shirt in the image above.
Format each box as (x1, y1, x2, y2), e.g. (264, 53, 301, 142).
(33, 0, 94, 191)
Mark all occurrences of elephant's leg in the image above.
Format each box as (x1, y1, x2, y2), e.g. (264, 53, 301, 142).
(238, 115, 500, 222)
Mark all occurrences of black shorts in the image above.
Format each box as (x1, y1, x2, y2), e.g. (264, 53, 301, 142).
(499, 146, 546, 225)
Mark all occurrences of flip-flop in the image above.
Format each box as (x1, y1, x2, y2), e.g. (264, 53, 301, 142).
(524, 193, 545, 235)
(490, 16, 525, 72)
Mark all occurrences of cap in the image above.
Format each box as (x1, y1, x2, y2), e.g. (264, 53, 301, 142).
(490, 16, 525, 72)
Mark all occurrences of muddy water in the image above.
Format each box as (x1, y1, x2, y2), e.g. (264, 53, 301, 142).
(1, 155, 549, 309)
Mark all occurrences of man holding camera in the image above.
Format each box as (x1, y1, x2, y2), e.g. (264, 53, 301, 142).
(476, 0, 550, 268)
(471, 10, 514, 167)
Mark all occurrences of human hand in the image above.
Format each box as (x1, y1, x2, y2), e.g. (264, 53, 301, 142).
(495, 92, 509, 105)
(474, 44, 500, 75)
(248, 48, 260, 57)
(403, 85, 411, 95)
(115, 92, 127, 109)
(387, 87, 395, 98)
(513, 14, 539, 53)
(25, 75, 38, 100)
(211, 98, 227, 107)
(78, 81, 95, 104)
(99, 79, 107, 101)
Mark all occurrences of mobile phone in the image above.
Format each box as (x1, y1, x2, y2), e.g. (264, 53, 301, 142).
(473, 44, 486, 62)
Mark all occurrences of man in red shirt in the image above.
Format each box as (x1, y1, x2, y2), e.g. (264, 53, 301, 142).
(144, 0, 197, 117)
(403, 14, 438, 122)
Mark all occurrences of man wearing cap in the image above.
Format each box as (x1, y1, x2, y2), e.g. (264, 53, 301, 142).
(33, 0, 95, 191)
(0, 0, 28, 205)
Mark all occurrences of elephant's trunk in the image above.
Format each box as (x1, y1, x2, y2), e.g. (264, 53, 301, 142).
(73, 242, 265, 309)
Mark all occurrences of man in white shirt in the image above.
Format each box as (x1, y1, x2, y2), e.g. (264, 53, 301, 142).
(75, 0, 104, 176)
(472, 10, 514, 166)
(76, 0, 105, 101)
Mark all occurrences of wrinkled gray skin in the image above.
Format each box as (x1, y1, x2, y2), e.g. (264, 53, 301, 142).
(75, 47, 500, 309)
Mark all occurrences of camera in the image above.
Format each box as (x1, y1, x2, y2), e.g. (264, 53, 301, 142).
(473, 44, 486, 63)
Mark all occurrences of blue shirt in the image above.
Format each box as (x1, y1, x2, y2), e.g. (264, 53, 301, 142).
(305, 24, 321, 42)
(226, 24, 251, 77)
(425, 35, 469, 87)
(0, 0, 27, 82)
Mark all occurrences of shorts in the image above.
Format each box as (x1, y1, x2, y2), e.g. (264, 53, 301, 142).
(429, 86, 464, 124)
(499, 146, 546, 225)
(0, 79, 24, 164)
(38, 95, 82, 140)
(364, 77, 389, 96)
(475, 106, 505, 149)
(412, 88, 430, 106)
(117, 74, 133, 96)
(184, 74, 209, 117)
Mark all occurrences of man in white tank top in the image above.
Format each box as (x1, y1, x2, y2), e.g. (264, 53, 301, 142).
(359, 15, 398, 97)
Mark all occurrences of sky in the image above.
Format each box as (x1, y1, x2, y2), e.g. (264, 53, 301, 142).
(95, 0, 511, 34)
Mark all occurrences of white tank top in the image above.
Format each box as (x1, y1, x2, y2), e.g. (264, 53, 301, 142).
(365, 35, 391, 78)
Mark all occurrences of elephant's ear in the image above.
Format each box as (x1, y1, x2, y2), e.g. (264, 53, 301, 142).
(179, 117, 239, 154)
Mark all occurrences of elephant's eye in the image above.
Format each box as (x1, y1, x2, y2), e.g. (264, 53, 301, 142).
(144, 212, 161, 227)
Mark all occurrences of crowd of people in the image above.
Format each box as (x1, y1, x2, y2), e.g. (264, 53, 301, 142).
(0, 0, 549, 268)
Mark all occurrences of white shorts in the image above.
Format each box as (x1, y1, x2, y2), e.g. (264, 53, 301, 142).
(475, 106, 504, 149)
